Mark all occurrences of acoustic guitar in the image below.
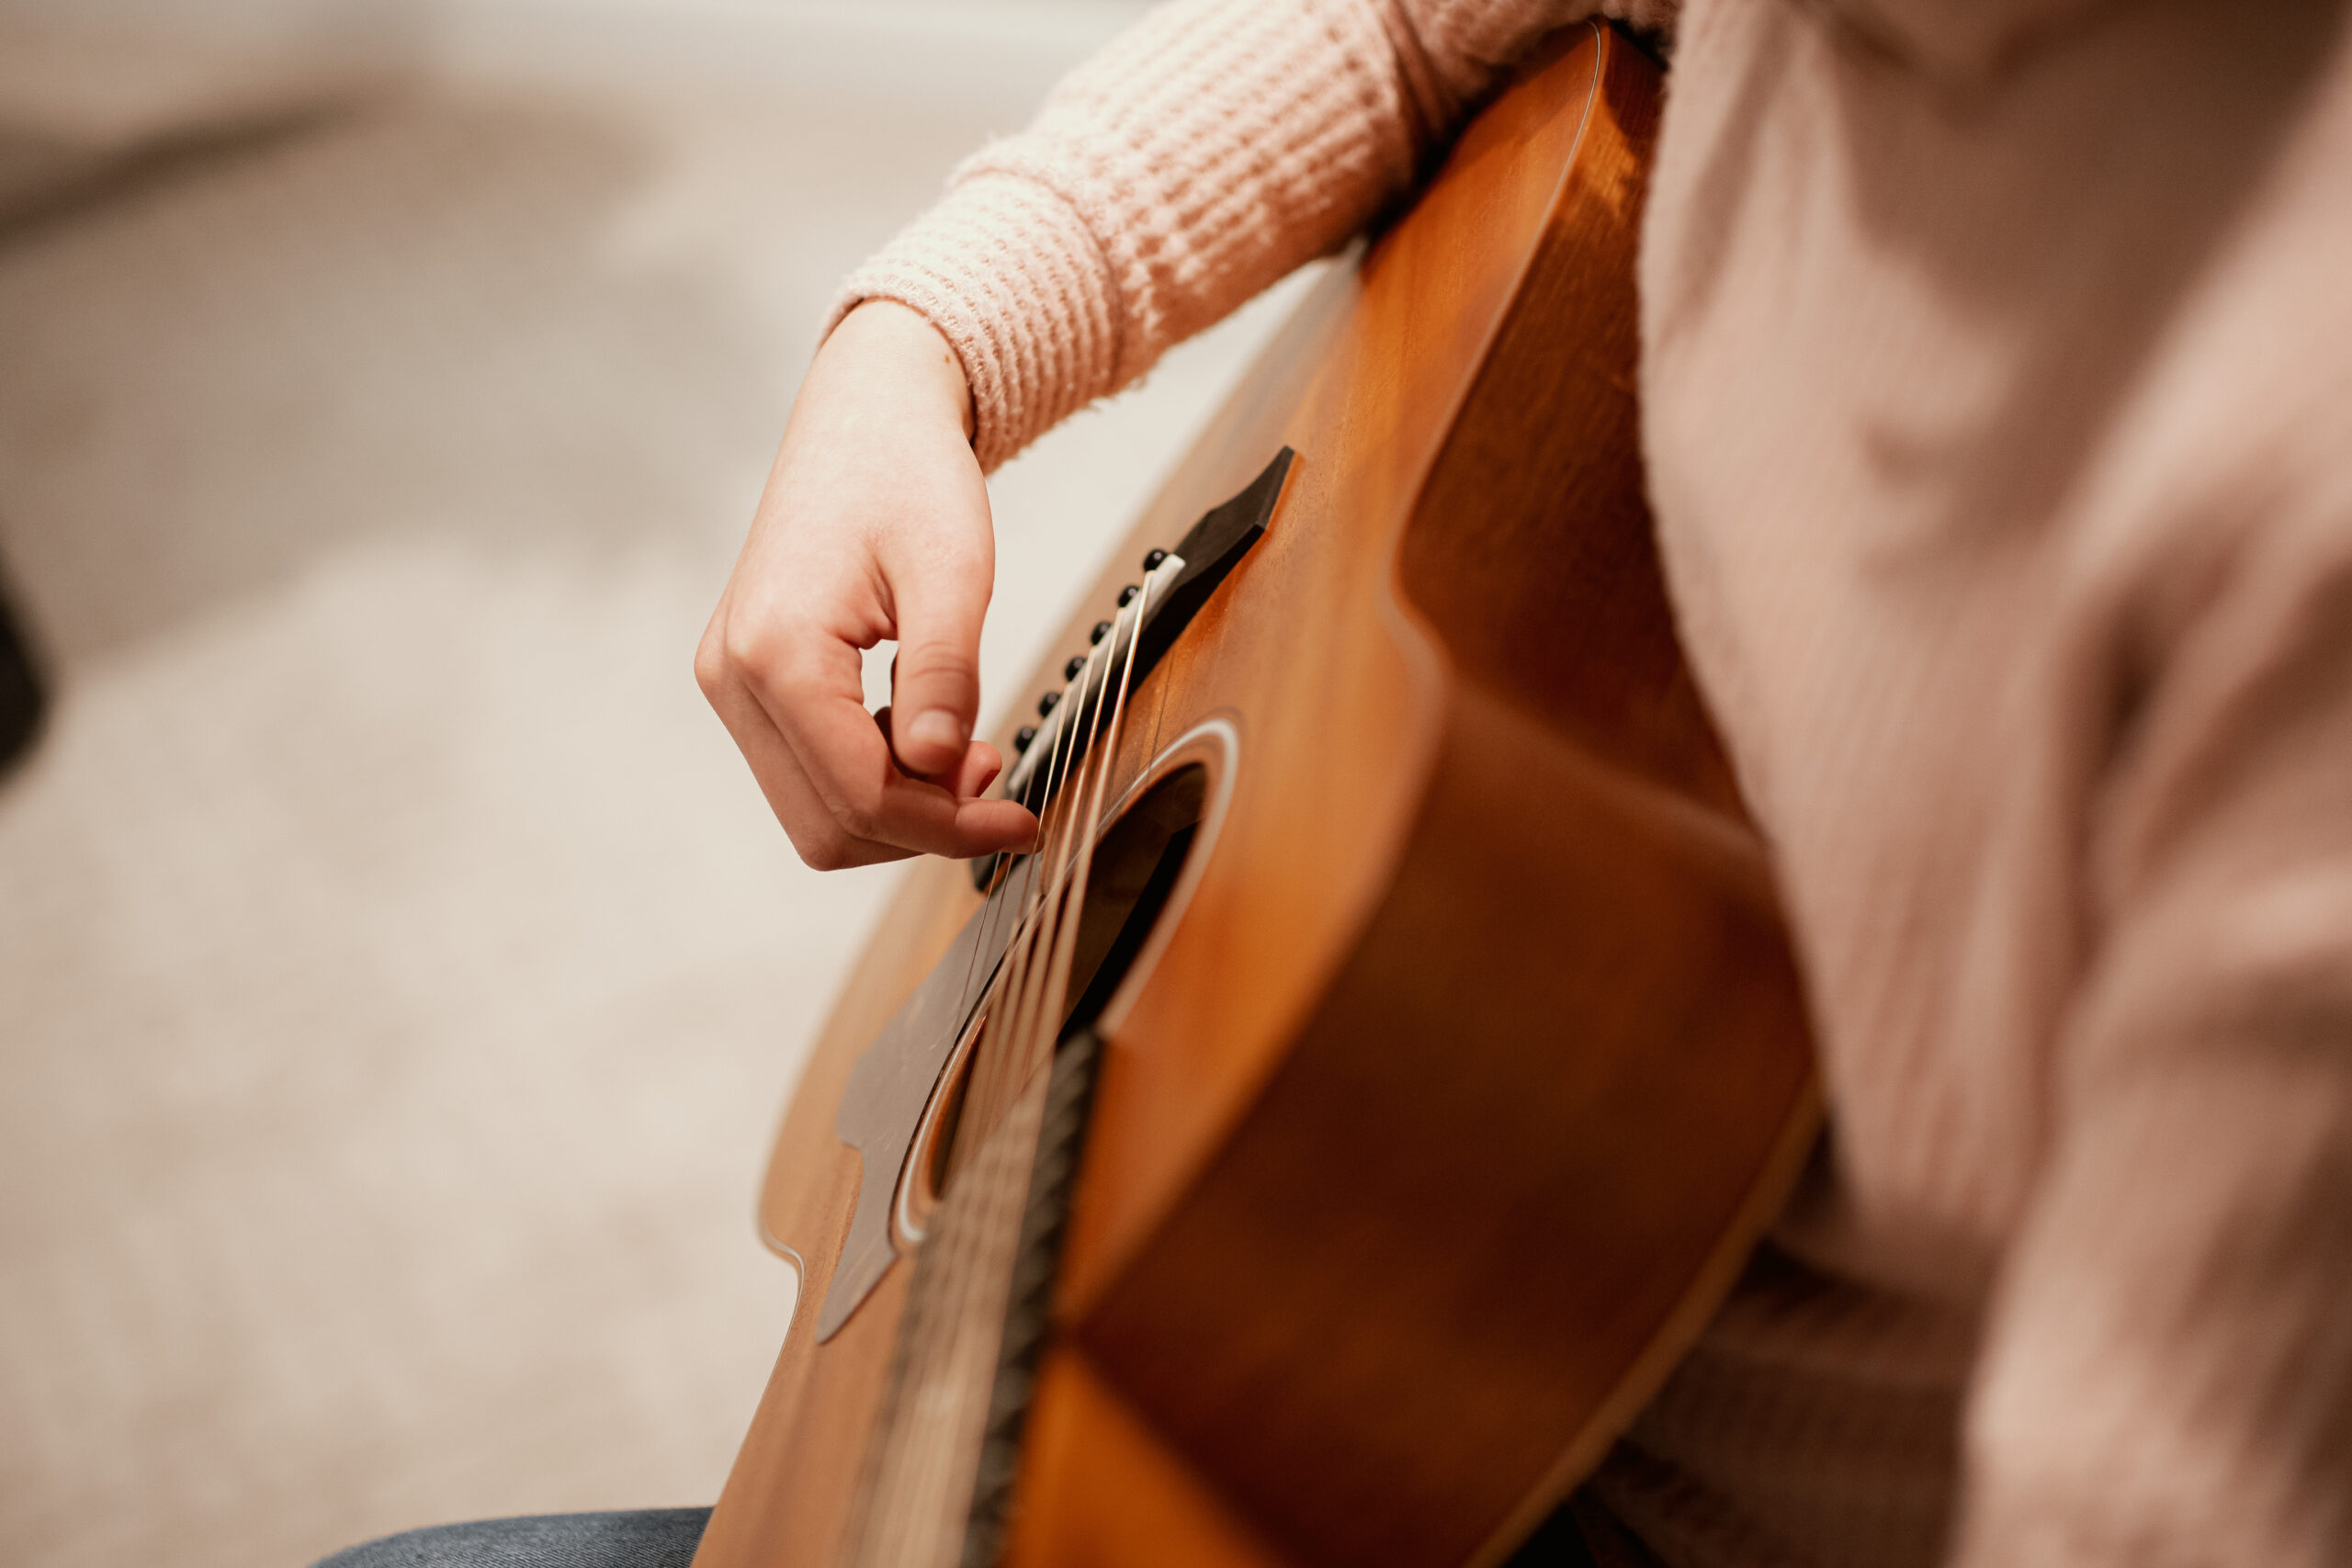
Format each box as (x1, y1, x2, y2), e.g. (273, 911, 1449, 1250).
(695, 22, 1816, 1568)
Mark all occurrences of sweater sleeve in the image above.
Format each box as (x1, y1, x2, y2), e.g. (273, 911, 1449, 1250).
(1950, 346, 2352, 1560)
(826, 0, 1676, 471)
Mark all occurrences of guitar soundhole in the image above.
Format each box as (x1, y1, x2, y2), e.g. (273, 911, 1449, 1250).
(918, 763, 1209, 1210)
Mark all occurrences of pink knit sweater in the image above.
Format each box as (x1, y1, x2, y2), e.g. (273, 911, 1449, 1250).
(831, 2, 2352, 1564)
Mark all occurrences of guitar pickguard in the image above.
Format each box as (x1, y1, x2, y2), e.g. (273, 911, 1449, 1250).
(820, 859, 1032, 1340)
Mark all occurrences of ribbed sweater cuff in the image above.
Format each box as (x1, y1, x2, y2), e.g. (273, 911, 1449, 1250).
(824, 171, 1118, 473)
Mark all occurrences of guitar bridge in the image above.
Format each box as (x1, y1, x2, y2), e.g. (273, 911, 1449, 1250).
(970, 446, 1293, 892)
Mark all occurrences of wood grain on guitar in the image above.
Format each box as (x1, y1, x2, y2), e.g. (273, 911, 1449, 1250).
(695, 24, 1817, 1568)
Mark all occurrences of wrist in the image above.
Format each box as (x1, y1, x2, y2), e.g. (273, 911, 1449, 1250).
(831, 299, 975, 443)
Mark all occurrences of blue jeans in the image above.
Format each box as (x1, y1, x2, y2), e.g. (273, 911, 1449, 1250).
(313, 1499, 1603, 1566)
(315, 1508, 710, 1568)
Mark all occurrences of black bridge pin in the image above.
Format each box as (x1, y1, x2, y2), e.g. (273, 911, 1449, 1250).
(1116, 583, 1139, 607)
(1089, 619, 1113, 645)
(1141, 547, 1168, 572)
(1037, 691, 1060, 717)
(1013, 725, 1037, 753)
(1064, 655, 1086, 681)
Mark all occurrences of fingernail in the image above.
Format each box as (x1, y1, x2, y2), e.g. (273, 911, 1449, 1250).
(908, 709, 967, 753)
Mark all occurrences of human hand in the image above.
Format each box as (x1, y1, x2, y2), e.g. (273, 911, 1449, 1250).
(696, 300, 1040, 870)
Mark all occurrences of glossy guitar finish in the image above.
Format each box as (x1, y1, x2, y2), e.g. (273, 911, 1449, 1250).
(696, 25, 1817, 1568)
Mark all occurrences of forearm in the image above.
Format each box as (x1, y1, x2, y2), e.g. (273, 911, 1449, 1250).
(830, 0, 1675, 470)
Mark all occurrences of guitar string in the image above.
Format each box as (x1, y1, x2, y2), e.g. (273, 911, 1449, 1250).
(998, 597, 1127, 1115)
(842, 640, 1084, 1564)
(936, 843, 1021, 1184)
(984, 550, 1163, 1142)
(944, 829, 1012, 1085)
(1033, 570, 1156, 1076)
(981, 581, 1131, 1155)
(861, 653, 1111, 1568)
(905, 1064, 1046, 1568)
(927, 721, 1038, 1153)
(940, 1066, 1046, 1564)
(980, 638, 1098, 1117)
(872, 1125, 978, 1568)
(1037, 567, 1154, 1043)
(861, 660, 1100, 1557)
(945, 580, 1155, 1564)
(908, 583, 1150, 1568)
(876, 597, 1110, 1551)
(995, 787, 1081, 1113)
(874, 582, 1153, 1568)
(863, 881, 1074, 1568)
(946, 597, 1089, 1055)
(956, 658, 1087, 1186)
(861, 1090, 1003, 1568)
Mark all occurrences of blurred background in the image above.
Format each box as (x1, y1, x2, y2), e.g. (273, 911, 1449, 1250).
(0, 2, 1316, 1562)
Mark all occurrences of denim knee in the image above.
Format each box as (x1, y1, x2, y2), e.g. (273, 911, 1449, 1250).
(314, 1507, 711, 1568)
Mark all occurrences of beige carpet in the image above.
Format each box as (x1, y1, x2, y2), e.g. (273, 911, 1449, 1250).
(0, 24, 1306, 1566)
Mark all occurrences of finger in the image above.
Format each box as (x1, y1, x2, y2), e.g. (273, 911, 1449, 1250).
(874, 707, 1005, 801)
(953, 740, 1005, 800)
(879, 719, 1035, 851)
(953, 743, 1035, 852)
(704, 566, 1030, 861)
(954, 793, 1037, 852)
(703, 674, 915, 871)
(876, 710, 1033, 847)
(885, 555, 989, 778)
(755, 647, 1035, 861)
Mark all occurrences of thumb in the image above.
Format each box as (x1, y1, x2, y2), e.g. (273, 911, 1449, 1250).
(887, 568, 988, 779)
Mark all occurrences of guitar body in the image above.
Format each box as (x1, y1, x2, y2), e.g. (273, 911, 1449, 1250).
(697, 25, 1816, 1568)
